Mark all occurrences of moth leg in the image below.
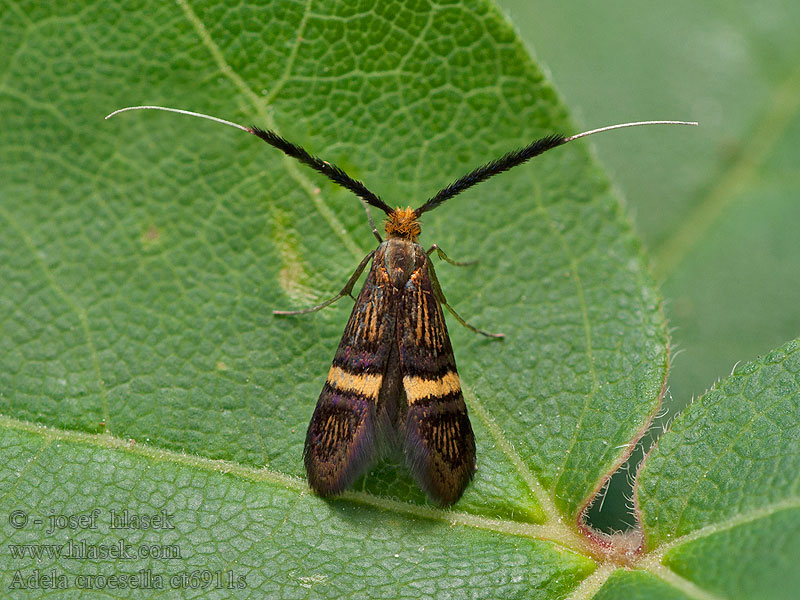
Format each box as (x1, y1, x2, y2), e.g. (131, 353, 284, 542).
(273, 249, 376, 315)
(425, 257, 504, 339)
(426, 243, 476, 267)
(359, 197, 383, 243)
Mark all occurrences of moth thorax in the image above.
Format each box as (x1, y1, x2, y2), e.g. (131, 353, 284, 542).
(385, 207, 421, 241)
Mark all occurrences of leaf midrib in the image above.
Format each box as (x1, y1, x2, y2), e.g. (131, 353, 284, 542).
(13, 408, 792, 562)
(7, 410, 789, 596)
(0, 414, 584, 551)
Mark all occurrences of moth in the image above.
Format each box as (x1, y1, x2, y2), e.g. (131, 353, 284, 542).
(107, 106, 696, 505)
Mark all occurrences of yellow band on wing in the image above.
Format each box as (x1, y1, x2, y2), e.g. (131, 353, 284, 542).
(327, 365, 383, 399)
(403, 371, 461, 404)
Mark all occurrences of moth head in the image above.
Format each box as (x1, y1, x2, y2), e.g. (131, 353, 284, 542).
(385, 207, 421, 241)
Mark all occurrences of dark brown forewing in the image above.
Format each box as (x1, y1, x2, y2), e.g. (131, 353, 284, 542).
(304, 244, 397, 495)
(398, 250, 476, 505)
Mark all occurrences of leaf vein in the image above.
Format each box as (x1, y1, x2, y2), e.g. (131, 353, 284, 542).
(641, 497, 800, 564)
(464, 386, 558, 523)
(174, 0, 364, 259)
(528, 186, 600, 501)
(261, 0, 314, 106)
(648, 564, 726, 600)
(0, 205, 111, 432)
(0, 414, 589, 553)
(670, 367, 797, 537)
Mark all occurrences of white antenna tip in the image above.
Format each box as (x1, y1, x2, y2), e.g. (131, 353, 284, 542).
(564, 120, 698, 142)
(104, 105, 249, 131)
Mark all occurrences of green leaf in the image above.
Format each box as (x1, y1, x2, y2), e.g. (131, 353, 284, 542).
(496, 0, 800, 415)
(1, 1, 796, 598)
(637, 339, 800, 600)
(0, 423, 593, 598)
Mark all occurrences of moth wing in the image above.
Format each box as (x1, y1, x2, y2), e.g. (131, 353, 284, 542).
(398, 256, 476, 505)
(304, 253, 396, 496)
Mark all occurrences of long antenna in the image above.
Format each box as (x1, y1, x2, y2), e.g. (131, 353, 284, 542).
(415, 119, 698, 216)
(105, 105, 394, 215)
